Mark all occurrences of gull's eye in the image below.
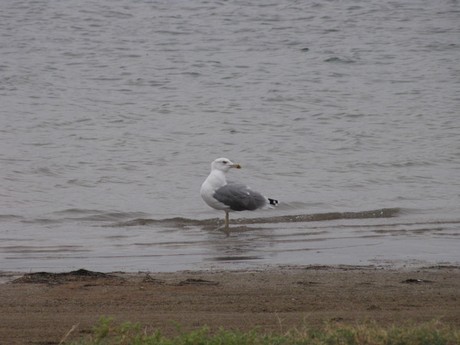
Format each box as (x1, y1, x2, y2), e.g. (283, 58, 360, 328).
(222, 160, 228, 164)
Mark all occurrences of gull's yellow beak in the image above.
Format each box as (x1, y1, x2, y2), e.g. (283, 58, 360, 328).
(232, 163, 241, 169)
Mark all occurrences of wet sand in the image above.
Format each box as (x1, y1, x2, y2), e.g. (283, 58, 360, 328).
(1, 265, 459, 344)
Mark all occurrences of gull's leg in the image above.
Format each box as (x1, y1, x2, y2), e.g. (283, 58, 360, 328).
(224, 211, 229, 230)
(215, 211, 229, 231)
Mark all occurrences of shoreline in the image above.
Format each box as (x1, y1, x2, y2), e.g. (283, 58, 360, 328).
(1, 262, 459, 284)
(1, 265, 459, 344)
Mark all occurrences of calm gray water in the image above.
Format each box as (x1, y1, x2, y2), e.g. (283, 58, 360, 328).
(1, 0, 459, 272)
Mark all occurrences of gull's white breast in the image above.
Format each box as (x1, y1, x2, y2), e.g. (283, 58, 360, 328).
(200, 170, 230, 211)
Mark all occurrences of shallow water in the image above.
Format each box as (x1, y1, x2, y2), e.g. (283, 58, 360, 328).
(1, 0, 459, 272)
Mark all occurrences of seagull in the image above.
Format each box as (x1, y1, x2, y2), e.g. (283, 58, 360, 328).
(200, 158, 278, 229)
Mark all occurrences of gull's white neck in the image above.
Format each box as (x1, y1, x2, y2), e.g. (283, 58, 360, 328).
(202, 169, 227, 190)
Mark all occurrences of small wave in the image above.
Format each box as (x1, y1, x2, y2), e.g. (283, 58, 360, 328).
(234, 208, 401, 225)
(0, 214, 23, 221)
(109, 208, 401, 228)
(108, 217, 206, 227)
(28, 209, 152, 223)
(324, 56, 356, 63)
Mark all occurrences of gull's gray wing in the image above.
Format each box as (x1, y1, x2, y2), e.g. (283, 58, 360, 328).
(213, 183, 267, 211)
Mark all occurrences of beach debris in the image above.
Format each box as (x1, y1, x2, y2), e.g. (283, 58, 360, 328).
(177, 278, 219, 286)
(142, 274, 165, 285)
(401, 278, 434, 284)
(12, 269, 118, 285)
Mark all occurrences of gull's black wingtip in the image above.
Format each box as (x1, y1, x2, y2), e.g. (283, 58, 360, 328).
(268, 198, 279, 206)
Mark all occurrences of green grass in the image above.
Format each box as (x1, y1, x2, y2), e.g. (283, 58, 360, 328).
(66, 317, 460, 345)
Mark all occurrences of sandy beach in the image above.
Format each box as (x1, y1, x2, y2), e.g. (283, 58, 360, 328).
(1, 265, 459, 344)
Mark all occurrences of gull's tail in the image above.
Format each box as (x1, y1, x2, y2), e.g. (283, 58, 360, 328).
(268, 198, 279, 207)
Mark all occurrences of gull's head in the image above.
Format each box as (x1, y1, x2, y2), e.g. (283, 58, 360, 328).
(211, 157, 241, 172)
